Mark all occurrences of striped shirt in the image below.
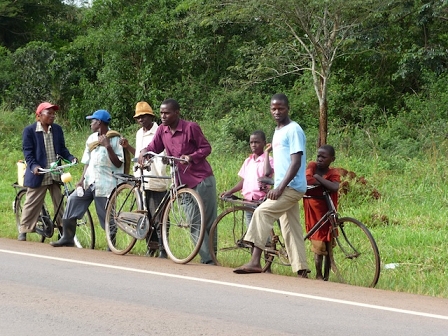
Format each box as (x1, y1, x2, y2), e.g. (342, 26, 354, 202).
(36, 122, 59, 185)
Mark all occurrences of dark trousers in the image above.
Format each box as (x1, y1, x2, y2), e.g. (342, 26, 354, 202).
(145, 190, 166, 251)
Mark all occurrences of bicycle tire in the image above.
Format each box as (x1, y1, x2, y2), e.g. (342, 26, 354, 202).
(209, 205, 274, 271)
(38, 204, 55, 242)
(70, 189, 95, 249)
(105, 183, 139, 254)
(14, 189, 51, 243)
(61, 190, 96, 249)
(161, 188, 206, 264)
(36, 190, 95, 248)
(330, 217, 381, 287)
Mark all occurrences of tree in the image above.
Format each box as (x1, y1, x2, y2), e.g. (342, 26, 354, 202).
(192, 0, 382, 146)
(0, 0, 67, 50)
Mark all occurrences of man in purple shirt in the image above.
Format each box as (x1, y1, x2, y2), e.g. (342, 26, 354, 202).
(138, 98, 217, 264)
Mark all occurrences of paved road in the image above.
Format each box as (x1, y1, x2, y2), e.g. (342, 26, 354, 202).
(1, 238, 447, 335)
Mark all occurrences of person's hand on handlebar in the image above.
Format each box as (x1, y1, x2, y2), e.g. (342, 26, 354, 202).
(138, 150, 145, 166)
(32, 166, 41, 175)
(179, 155, 190, 165)
(220, 190, 233, 198)
(138, 150, 153, 166)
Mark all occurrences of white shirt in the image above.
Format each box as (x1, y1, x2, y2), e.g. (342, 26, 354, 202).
(81, 132, 124, 197)
(134, 123, 169, 192)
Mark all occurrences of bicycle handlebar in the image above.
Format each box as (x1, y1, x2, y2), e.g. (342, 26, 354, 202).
(37, 160, 77, 174)
(219, 195, 263, 208)
(142, 151, 188, 164)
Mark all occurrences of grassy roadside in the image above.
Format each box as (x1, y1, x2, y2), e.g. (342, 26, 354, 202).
(1, 108, 448, 298)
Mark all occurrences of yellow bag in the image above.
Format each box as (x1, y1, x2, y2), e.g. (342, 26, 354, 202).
(17, 160, 26, 186)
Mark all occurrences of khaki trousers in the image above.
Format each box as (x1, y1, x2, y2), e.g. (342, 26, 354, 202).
(245, 187, 308, 272)
(19, 183, 63, 233)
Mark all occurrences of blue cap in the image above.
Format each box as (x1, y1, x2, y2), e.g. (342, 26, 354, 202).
(86, 110, 111, 123)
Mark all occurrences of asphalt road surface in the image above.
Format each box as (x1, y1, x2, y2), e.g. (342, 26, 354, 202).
(1, 237, 447, 335)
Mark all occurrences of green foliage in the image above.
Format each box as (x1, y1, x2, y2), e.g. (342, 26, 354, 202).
(0, 46, 12, 104)
(0, 105, 30, 152)
(0, 0, 67, 49)
(6, 42, 58, 111)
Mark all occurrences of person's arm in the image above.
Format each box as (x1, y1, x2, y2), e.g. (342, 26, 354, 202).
(98, 135, 122, 168)
(220, 180, 244, 197)
(22, 125, 41, 175)
(306, 161, 318, 185)
(120, 137, 135, 156)
(180, 123, 211, 164)
(267, 152, 302, 200)
(313, 172, 340, 192)
(263, 143, 273, 177)
(138, 127, 164, 165)
(76, 164, 88, 188)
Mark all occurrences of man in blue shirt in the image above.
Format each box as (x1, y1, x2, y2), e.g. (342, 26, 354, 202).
(234, 93, 310, 278)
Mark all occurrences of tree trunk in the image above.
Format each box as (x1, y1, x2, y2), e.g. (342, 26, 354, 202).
(318, 99, 328, 147)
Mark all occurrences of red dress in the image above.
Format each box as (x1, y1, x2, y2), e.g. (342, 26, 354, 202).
(303, 162, 340, 242)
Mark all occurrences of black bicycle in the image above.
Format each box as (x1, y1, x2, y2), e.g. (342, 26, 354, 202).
(13, 156, 95, 248)
(104, 151, 206, 264)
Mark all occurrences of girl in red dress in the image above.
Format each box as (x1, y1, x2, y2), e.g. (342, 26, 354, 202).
(303, 145, 340, 280)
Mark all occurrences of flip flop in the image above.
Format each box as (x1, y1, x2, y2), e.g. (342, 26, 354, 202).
(233, 266, 263, 274)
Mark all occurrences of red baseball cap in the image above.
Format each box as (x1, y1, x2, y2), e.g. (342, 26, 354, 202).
(36, 102, 59, 116)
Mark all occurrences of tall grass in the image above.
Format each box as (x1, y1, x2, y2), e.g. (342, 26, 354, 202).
(1, 105, 448, 297)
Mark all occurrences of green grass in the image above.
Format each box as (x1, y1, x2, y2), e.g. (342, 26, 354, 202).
(2, 107, 448, 297)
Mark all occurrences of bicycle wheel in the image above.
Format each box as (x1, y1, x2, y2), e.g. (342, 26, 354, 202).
(105, 183, 139, 254)
(14, 189, 50, 243)
(330, 217, 381, 287)
(161, 188, 205, 264)
(74, 208, 95, 249)
(45, 190, 96, 249)
(209, 206, 269, 271)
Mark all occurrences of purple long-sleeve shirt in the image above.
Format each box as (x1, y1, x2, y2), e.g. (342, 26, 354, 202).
(145, 119, 213, 188)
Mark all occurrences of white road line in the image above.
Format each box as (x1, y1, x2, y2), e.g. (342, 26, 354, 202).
(2, 249, 447, 321)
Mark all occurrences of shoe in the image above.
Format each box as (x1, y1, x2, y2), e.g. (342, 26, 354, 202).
(233, 266, 262, 274)
(50, 218, 76, 247)
(17, 233, 26, 241)
(297, 269, 311, 278)
(145, 249, 157, 257)
(158, 250, 168, 259)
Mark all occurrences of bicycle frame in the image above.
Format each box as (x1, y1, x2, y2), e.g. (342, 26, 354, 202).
(213, 195, 288, 268)
(110, 152, 187, 240)
(303, 188, 339, 241)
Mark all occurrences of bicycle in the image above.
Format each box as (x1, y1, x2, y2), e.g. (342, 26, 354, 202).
(303, 185, 381, 287)
(210, 185, 381, 288)
(12, 156, 95, 248)
(208, 195, 290, 273)
(104, 151, 206, 264)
